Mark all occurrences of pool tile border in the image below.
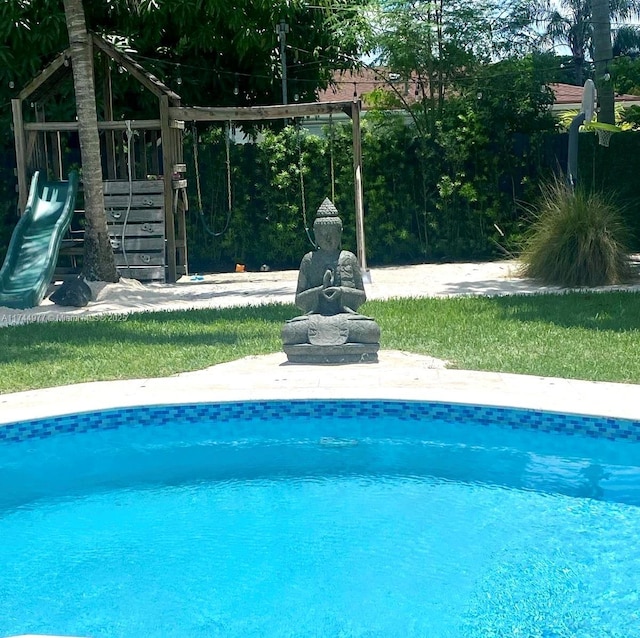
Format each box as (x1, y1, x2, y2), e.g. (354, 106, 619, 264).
(1, 399, 639, 444)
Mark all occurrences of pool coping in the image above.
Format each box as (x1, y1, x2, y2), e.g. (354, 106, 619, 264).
(2, 350, 640, 425)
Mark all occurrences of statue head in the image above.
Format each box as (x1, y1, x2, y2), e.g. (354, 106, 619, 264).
(313, 198, 342, 251)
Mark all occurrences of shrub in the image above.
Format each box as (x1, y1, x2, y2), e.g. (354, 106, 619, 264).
(519, 178, 633, 287)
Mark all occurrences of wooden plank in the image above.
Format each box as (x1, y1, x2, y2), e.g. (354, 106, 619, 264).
(18, 49, 69, 102)
(116, 130, 126, 180)
(11, 99, 28, 212)
(174, 127, 184, 163)
(175, 184, 188, 276)
(109, 236, 165, 251)
(103, 180, 164, 195)
(161, 95, 178, 283)
(91, 34, 181, 104)
(169, 100, 355, 122)
(102, 119, 162, 131)
(129, 131, 137, 180)
(116, 265, 166, 281)
(25, 131, 38, 172)
(105, 208, 164, 223)
(34, 104, 47, 173)
(103, 193, 163, 207)
(60, 238, 84, 248)
(149, 131, 160, 175)
(114, 254, 165, 266)
(140, 132, 149, 178)
(107, 221, 165, 237)
(173, 164, 187, 174)
(51, 132, 63, 180)
(59, 239, 85, 256)
(54, 266, 82, 276)
(24, 120, 162, 133)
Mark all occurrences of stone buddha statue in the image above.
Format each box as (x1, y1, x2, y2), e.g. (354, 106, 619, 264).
(282, 198, 380, 363)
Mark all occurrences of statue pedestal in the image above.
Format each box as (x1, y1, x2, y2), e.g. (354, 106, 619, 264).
(283, 343, 379, 364)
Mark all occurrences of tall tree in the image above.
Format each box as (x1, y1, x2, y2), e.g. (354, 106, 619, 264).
(592, 0, 615, 124)
(109, 0, 370, 110)
(370, 0, 498, 134)
(2, 0, 371, 143)
(63, 0, 118, 282)
(534, 0, 640, 86)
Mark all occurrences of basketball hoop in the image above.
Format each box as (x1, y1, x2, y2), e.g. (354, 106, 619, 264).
(597, 128, 614, 147)
(587, 121, 620, 147)
(567, 80, 613, 186)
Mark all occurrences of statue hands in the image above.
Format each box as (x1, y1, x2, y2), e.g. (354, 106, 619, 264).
(320, 268, 341, 304)
(321, 286, 341, 303)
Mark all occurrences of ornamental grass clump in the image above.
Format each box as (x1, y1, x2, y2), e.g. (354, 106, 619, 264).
(519, 178, 633, 287)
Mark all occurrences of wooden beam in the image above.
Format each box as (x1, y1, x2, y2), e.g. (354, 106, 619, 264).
(169, 100, 355, 122)
(91, 35, 181, 105)
(52, 132, 63, 180)
(24, 119, 163, 132)
(25, 131, 38, 171)
(34, 103, 47, 173)
(11, 99, 28, 212)
(160, 95, 177, 282)
(18, 50, 70, 102)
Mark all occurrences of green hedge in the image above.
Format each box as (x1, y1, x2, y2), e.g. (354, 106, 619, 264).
(1, 125, 639, 273)
(184, 116, 550, 272)
(577, 131, 640, 248)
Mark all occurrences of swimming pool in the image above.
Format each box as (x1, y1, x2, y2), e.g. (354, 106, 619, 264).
(1, 399, 639, 638)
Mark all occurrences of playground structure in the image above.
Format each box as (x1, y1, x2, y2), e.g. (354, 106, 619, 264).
(0, 171, 78, 309)
(11, 35, 367, 285)
(12, 35, 187, 283)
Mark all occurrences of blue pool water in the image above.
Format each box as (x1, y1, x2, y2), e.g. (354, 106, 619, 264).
(0, 401, 639, 638)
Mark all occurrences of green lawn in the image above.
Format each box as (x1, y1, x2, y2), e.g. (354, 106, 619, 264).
(1, 291, 640, 394)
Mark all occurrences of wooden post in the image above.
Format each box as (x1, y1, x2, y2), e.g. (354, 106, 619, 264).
(52, 131, 63, 180)
(141, 131, 149, 177)
(174, 182, 189, 277)
(11, 99, 28, 213)
(160, 95, 177, 282)
(34, 103, 47, 175)
(172, 125, 188, 276)
(351, 98, 367, 272)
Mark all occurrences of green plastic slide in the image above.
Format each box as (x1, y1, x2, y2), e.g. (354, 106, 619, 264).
(0, 171, 79, 309)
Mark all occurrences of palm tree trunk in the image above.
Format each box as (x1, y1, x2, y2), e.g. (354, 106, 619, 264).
(63, 0, 118, 282)
(592, 0, 615, 125)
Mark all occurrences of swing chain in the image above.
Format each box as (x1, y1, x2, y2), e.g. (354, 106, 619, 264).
(191, 121, 234, 238)
(296, 119, 317, 249)
(192, 122, 204, 217)
(225, 121, 232, 214)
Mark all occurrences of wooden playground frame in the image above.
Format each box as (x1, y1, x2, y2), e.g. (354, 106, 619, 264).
(12, 35, 367, 283)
